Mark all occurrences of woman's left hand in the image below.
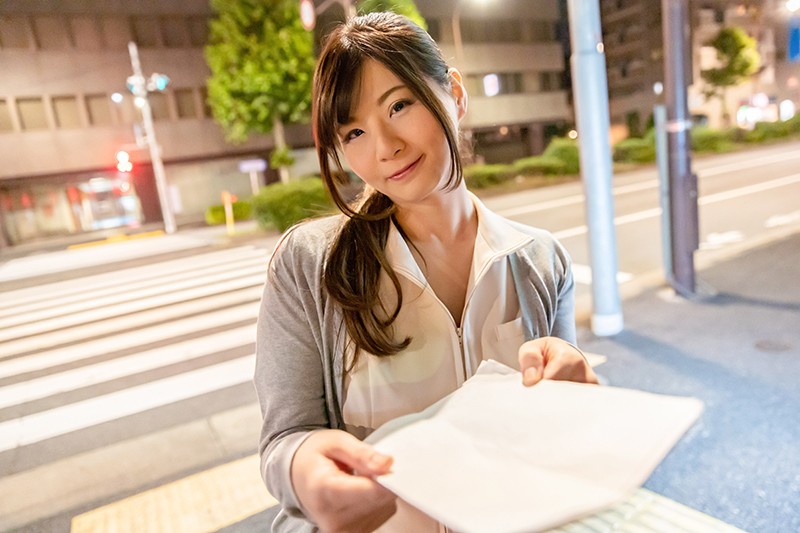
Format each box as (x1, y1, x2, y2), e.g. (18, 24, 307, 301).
(518, 336, 599, 387)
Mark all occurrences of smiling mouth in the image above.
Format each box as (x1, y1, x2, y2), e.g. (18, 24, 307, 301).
(388, 156, 422, 181)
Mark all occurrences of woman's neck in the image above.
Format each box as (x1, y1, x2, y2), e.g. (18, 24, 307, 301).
(394, 184, 477, 246)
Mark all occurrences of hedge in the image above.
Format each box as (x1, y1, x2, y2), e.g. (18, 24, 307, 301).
(463, 163, 516, 189)
(204, 200, 253, 225)
(251, 176, 334, 232)
(613, 137, 656, 163)
(513, 155, 567, 176)
(542, 137, 580, 174)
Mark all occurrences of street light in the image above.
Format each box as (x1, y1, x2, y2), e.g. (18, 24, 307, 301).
(451, 0, 492, 67)
(126, 41, 176, 235)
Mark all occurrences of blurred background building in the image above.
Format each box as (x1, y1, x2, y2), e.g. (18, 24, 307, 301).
(1, 0, 798, 249)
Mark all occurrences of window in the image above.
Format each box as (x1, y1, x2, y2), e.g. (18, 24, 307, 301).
(86, 94, 113, 126)
(0, 15, 31, 48)
(468, 73, 524, 96)
(0, 99, 14, 132)
(174, 89, 198, 119)
(132, 16, 162, 47)
(101, 16, 133, 49)
(53, 96, 82, 128)
(70, 16, 103, 50)
(199, 86, 212, 118)
(188, 17, 208, 47)
(461, 19, 522, 44)
(540, 71, 562, 92)
(149, 92, 170, 121)
(162, 16, 190, 47)
(33, 16, 72, 49)
(17, 97, 49, 130)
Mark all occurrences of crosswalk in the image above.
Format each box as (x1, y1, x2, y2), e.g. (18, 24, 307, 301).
(0, 242, 274, 531)
(0, 233, 635, 531)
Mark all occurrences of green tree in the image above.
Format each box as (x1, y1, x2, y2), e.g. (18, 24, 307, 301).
(357, 0, 427, 29)
(700, 26, 761, 126)
(205, 0, 314, 183)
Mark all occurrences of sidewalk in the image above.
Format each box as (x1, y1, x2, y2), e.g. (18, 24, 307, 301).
(4, 218, 798, 532)
(575, 228, 800, 533)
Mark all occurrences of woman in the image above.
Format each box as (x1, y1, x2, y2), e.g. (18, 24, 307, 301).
(254, 12, 598, 532)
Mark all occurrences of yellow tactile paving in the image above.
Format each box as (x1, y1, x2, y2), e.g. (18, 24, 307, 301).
(68, 230, 165, 250)
(70, 454, 277, 533)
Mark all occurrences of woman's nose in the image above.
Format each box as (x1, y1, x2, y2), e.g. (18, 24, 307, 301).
(376, 125, 404, 161)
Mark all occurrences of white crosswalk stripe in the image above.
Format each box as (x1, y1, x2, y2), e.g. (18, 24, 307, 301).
(0, 241, 273, 529)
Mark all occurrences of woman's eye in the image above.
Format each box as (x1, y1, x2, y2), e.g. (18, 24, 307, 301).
(344, 129, 364, 143)
(391, 100, 412, 114)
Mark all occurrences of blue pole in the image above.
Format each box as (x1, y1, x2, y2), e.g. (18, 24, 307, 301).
(566, 0, 623, 336)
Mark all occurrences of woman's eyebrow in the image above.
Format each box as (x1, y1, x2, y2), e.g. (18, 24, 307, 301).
(377, 85, 405, 105)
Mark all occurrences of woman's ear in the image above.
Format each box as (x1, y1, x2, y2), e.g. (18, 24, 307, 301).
(448, 67, 468, 119)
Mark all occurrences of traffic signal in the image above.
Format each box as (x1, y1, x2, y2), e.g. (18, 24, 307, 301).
(148, 73, 170, 92)
(116, 151, 133, 173)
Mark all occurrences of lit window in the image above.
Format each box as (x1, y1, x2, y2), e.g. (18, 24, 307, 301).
(483, 74, 500, 97)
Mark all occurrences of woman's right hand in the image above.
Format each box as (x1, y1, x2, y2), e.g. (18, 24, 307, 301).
(291, 429, 397, 532)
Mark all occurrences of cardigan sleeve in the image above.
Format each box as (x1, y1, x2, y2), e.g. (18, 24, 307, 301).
(254, 224, 331, 526)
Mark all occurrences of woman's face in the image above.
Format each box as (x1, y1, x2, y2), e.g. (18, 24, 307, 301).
(336, 59, 466, 208)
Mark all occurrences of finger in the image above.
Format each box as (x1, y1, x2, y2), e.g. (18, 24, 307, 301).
(518, 339, 547, 386)
(324, 433, 394, 477)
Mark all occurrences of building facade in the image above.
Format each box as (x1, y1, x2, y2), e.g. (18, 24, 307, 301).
(0, 0, 572, 249)
(599, 0, 800, 134)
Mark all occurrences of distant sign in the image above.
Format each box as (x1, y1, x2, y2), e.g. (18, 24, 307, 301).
(790, 17, 800, 63)
(238, 158, 267, 173)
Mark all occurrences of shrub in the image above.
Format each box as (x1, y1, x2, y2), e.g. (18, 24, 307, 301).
(691, 126, 735, 153)
(512, 155, 567, 176)
(542, 137, 580, 174)
(785, 113, 800, 135)
(251, 177, 333, 232)
(613, 137, 656, 163)
(463, 163, 516, 189)
(270, 146, 296, 168)
(204, 200, 253, 225)
(743, 121, 791, 143)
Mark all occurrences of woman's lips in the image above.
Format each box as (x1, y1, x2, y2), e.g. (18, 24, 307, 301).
(387, 156, 422, 181)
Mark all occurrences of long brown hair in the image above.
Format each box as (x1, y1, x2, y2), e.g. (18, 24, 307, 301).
(313, 12, 463, 360)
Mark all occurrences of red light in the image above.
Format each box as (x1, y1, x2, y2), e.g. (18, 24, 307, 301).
(116, 151, 133, 173)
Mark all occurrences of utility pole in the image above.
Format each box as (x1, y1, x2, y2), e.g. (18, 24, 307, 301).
(126, 42, 176, 235)
(567, 0, 623, 336)
(661, 0, 699, 296)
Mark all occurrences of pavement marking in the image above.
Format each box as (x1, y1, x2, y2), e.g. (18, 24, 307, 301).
(571, 264, 633, 285)
(0, 274, 264, 343)
(0, 355, 254, 453)
(549, 488, 746, 532)
(70, 454, 277, 533)
(496, 150, 800, 219)
(0, 287, 261, 357)
(765, 210, 800, 228)
(0, 234, 210, 282)
(0, 303, 256, 379)
(0, 246, 263, 310)
(549, 174, 800, 243)
(0, 260, 266, 330)
(0, 325, 254, 409)
(67, 230, 165, 250)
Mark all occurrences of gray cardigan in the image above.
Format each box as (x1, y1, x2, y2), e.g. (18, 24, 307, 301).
(254, 214, 576, 531)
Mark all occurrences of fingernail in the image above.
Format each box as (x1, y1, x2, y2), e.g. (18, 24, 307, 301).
(368, 453, 390, 470)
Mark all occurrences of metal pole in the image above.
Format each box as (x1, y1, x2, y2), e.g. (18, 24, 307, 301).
(566, 0, 623, 336)
(661, 0, 698, 296)
(653, 101, 672, 284)
(127, 42, 176, 235)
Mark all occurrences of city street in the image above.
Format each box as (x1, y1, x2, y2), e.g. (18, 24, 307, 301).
(0, 141, 798, 531)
